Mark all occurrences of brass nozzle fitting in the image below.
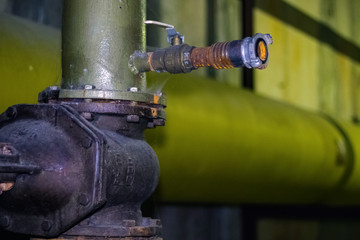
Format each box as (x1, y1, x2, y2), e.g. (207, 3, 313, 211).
(129, 33, 273, 74)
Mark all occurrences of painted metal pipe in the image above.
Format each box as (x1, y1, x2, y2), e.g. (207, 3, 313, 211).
(0, 13, 61, 113)
(60, 0, 147, 99)
(2, 13, 360, 205)
(145, 73, 359, 205)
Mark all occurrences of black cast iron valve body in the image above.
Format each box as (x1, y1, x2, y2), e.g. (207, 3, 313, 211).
(129, 33, 273, 74)
(0, 104, 161, 238)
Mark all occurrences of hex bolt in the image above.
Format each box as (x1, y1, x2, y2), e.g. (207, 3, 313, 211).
(81, 112, 94, 121)
(49, 86, 60, 91)
(84, 84, 95, 90)
(78, 193, 90, 206)
(153, 119, 165, 126)
(41, 220, 52, 232)
(126, 115, 140, 123)
(122, 219, 136, 227)
(0, 216, 10, 228)
(81, 137, 93, 149)
(146, 218, 161, 227)
(128, 87, 138, 92)
(5, 107, 17, 119)
(142, 217, 151, 225)
(154, 219, 161, 226)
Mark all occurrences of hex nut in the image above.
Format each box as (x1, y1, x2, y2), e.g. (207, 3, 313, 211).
(126, 115, 140, 123)
(0, 216, 10, 228)
(78, 193, 90, 206)
(81, 112, 94, 121)
(129, 87, 138, 92)
(5, 107, 17, 119)
(81, 137, 93, 149)
(41, 220, 52, 231)
(147, 122, 155, 128)
(122, 219, 136, 227)
(84, 84, 95, 90)
(49, 86, 60, 91)
(153, 119, 165, 126)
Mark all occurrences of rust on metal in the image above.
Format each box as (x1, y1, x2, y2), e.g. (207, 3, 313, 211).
(0, 143, 15, 195)
(148, 52, 155, 72)
(153, 94, 160, 104)
(0, 182, 14, 194)
(190, 41, 234, 69)
(151, 108, 158, 118)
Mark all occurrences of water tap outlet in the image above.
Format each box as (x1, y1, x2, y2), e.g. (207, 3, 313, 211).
(129, 33, 273, 74)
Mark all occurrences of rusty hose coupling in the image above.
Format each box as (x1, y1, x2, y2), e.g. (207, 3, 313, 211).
(129, 33, 273, 74)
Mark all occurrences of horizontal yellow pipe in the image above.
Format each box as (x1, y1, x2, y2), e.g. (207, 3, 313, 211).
(1, 13, 360, 205)
(145, 73, 357, 205)
(0, 13, 60, 113)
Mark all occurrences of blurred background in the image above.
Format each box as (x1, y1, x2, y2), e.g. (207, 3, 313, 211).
(1, 0, 360, 239)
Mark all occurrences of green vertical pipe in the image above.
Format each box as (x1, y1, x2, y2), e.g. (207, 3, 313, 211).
(61, 0, 146, 92)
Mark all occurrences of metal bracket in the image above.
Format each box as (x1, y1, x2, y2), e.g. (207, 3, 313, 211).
(144, 20, 184, 45)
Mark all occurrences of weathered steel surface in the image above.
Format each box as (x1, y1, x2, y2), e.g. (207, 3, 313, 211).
(0, 104, 161, 237)
(61, 0, 146, 93)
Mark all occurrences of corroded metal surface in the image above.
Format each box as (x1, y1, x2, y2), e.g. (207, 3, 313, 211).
(0, 182, 14, 195)
(0, 0, 165, 239)
(190, 41, 233, 69)
(0, 104, 161, 237)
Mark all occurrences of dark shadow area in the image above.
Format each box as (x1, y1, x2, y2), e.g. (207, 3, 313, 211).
(5, 0, 62, 28)
(146, 0, 162, 49)
(0, 229, 29, 240)
(242, 204, 360, 240)
(242, 0, 254, 90)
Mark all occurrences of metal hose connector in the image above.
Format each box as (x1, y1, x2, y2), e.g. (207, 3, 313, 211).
(129, 33, 273, 74)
